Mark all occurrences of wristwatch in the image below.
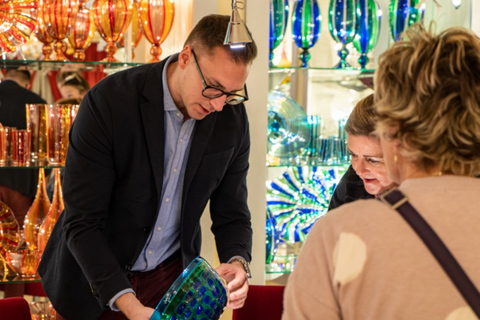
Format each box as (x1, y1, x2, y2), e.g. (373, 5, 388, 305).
(227, 256, 252, 278)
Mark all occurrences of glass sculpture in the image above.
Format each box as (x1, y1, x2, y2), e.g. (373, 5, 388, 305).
(291, 0, 321, 67)
(267, 91, 310, 164)
(33, 1, 54, 60)
(269, 0, 289, 67)
(150, 257, 227, 320)
(353, 0, 381, 69)
(0, 0, 37, 53)
(68, 4, 96, 61)
(389, 0, 424, 42)
(138, 0, 174, 63)
(120, 1, 143, 59)
(328, 0, 357, 69)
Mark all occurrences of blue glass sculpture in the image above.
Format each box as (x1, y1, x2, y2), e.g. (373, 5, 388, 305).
(291, 0, 321, 67)
(267, 91, 310, 163)
(389, 0, 424, 42)
(269, 0, 289, 67)
(328, 0, 358, 69)
(353, 0, 382, 69)
(266, 167, 346, 244)
(150, 257, 227, 320)
(266, 208, 280, 264)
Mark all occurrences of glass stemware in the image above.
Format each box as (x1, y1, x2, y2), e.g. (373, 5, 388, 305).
(389, 0, 424, 42)
(43, 0, 80, 61)
(138, 0, 174, 63)
(291, 0, 321, 68)
(92, 0, 133, 62)
(353, 0, 381, 69)
(68, 4, 96, 61)
(328, 0, 358, 69)
(269, 0, 289, 67)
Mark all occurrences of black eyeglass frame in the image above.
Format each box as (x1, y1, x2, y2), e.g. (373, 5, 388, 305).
(191, 49, 249, 105)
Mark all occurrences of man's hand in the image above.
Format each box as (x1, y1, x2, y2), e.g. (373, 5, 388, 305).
(116, 292, 155, 320)
(216, 262, 249, 309)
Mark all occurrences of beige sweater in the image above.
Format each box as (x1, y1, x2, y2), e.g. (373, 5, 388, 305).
(282, 176, 480, 320)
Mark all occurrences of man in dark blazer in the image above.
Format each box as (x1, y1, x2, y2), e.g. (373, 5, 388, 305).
(38, 14, 257, 320)
(0, 68, 46, 297)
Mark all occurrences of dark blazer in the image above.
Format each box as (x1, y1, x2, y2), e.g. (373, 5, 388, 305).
(0, 80, 46, 197)
(38, 57, 253, 320)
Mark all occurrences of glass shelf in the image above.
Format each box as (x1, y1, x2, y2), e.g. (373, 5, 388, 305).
(0, 59, 144, 73)
(0, 165, 63, 169)
(0, 274, 41, 284)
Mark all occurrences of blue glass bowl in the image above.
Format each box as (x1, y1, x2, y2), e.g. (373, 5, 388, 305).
(150, 257, 227, 320)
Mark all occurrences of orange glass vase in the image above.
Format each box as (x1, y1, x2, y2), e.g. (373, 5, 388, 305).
(68, 4, 96, 61)
(34, 0, 54, 60)
(43, 0, 80, 61)
(23, 168, 51, 251)
(38, 168, 64, 253)
(0, 201, 21, 262)
(138, 0, 174, 63)
(92, 0, 133, 62)
(120, 1, 142, 59)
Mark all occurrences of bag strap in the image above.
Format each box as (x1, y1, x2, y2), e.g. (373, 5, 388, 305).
(380, 189, 480, 317)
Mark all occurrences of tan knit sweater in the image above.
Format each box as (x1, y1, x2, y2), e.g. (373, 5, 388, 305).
(283, 176, 480, 320)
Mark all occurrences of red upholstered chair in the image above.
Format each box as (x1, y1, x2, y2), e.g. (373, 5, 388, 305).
(24, 282, 47, 297)
(0, 297, 32, 320)
(232, 285, 285, 320)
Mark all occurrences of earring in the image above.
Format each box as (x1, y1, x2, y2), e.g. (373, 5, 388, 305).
(394, 154, 398, 164)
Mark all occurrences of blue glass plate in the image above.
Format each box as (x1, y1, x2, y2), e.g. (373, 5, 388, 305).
(150, 256, 227, 320)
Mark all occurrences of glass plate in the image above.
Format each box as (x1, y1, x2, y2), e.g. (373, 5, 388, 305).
(150, 256, 227, 320)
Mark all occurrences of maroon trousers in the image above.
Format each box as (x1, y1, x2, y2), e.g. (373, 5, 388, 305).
(55, 254, 183, 320)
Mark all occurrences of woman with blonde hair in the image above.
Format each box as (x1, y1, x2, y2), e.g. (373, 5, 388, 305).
(283, 24, 480, 319)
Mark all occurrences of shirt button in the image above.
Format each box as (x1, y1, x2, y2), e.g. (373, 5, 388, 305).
(157, 227, 162, 231)
(165, 198, 170, 202)
(173, 168, 177, 173)
(148, 250, 152, 255)
(176, 112, 180, 117)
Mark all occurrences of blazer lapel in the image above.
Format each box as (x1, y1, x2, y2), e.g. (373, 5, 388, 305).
(140, 62, 167, 200)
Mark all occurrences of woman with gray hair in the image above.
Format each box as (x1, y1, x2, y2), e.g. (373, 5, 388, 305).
(283, 24, 480, 319)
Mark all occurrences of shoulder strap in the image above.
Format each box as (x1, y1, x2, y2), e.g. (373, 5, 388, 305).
(380, 189, 480, 317)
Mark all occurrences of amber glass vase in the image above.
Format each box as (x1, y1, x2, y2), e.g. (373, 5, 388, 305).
(23, 168, 51, 251)
(34, 0, 54, 60)
(68, 4, 96, 61)
(0, 200, 20, 279)
(38, 168, 64, 253)
(92, 0, 133, 62)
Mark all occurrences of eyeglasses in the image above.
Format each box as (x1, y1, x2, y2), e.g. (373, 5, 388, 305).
(191, 49, 249, 105)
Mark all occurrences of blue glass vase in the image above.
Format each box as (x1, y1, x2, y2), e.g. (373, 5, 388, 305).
(269, 0, 289, 67)
(353, 0, 381, 69)
(328, 0, 357, 69)
(389, 0, 424, 42)
(291, 0, 321, 68)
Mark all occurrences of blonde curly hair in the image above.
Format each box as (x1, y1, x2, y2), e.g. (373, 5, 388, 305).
(374, 23, 480, 177)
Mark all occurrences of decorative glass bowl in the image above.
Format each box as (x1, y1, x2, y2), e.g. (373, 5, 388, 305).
(150, 256, 227, 320)
(6, 249, 41, 278)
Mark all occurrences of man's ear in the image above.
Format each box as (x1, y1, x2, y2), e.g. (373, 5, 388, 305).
(178, 45, 192, 69)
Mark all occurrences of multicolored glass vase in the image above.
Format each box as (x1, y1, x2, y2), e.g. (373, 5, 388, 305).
(328, 0, 357, 69)
(138, 0, 174, 63)
(291, 0, 321, 68)
(353, 0, 381, 69)
(269, 0, 289, 67)
(389, 0, 424, 42)
(38, 168, 64, 253)
(23, 168, 51, 252)
(92, 0, 133, 62)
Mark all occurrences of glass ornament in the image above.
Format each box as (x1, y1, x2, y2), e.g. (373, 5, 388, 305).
(68, 5, 96, 61)
(353, 0, 381, 69)
(150, 257, 227, 320)
(23, 168, 51, 252)
(269, 0, 289, 67)
(120, 1, 143, 59)
(266, 166, 346, 244)
(266, 208, 279, 265)
(291, 0, 321, 68)
(0, 0, 38, 53)
(267, 91, 310, 163)
(328, 0, 358, 69)
(34, 0, 54, 60)
(38, 168, 64, 253)
(138, 0, 174, 63)
(43, 0, 80, 61)
(92, 0, 133, 62)
(389, 0, 424, 42)
(0, 201, 21, 258)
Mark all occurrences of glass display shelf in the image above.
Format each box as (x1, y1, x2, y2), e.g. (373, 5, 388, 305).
(0, 59, 144, 73)
(0, 165, 63, 169)
(0, 274, 41, 284)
